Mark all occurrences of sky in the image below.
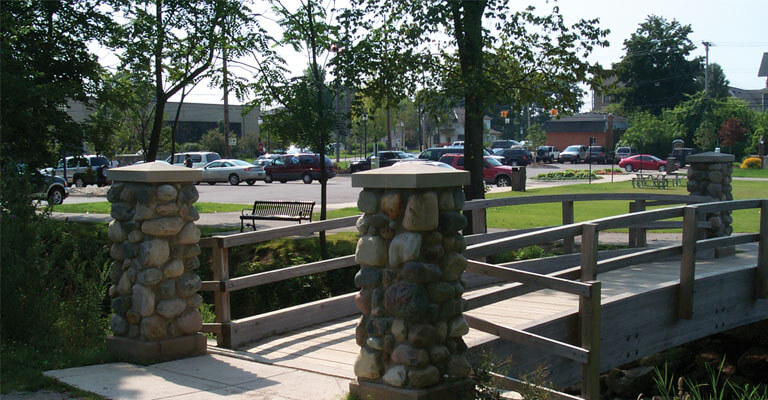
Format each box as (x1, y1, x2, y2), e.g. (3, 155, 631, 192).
(158, 0, 767, 109)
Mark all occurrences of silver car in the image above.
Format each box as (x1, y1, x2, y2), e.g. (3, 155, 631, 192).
(201, 159, 265, 186)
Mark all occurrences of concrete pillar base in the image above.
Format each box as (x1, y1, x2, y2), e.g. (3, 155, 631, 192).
(715, 245, 736, 258)
(349, 378, 473, 400)
(106, 333, 206, 365)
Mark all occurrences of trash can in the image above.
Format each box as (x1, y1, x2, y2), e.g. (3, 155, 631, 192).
(510, 166, 526, 191)
(666, 157, 677, 174)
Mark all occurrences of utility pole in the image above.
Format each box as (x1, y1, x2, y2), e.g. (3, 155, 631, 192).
(702, 41, 712, 93)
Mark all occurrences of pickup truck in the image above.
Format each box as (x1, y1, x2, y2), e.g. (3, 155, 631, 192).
(535, 146, 559, 163)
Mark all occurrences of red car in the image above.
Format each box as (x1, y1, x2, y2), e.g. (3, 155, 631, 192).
(264, 153, 336, 184)
(619, 154, 668, 172)
(438, 153, 515, 187)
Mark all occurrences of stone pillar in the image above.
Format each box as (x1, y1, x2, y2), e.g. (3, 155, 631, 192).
(686, 152, 735, 257)
(349, 164, 473, 400)
(105, 162, 206, 363)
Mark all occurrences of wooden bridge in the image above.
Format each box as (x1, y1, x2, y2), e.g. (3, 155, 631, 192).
(198, 194, 767, 399)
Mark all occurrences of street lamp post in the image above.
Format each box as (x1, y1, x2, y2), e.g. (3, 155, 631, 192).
(362, 113, 368, 160)
(400, 121, 405, 151)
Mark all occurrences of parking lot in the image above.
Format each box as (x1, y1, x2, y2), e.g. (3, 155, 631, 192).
(65, 161, 621, 206)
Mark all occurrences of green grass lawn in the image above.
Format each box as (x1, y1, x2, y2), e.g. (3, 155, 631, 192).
(483, 180, 767, 233)
(731, 167, 768, 178)
(49, 180, 766, 233)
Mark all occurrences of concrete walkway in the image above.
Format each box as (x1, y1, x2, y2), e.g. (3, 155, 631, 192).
(44, 352, 350, 400)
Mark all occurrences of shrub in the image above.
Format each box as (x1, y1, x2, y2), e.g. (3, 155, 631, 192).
(0, 215, 111, 349)
(741, 157, 762, 169)
(535, 170, 602, 181)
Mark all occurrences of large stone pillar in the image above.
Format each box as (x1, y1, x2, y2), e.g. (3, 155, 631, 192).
(349, 164, 473, 400)
(105, 162, 206, 363)
(686, 152, 735, 257)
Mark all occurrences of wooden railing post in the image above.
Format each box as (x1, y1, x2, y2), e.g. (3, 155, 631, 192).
(757, 200, 768, 299)
(563, 201, 574, 253)
(580, 281, 601, 400)
(580, 223, 599, 281)
(471, 208, 487, 235)
(679, 206, 697, 319)
(211, 244, 232, 347)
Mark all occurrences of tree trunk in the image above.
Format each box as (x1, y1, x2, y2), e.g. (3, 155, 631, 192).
(454, 0, 486, 202)
(147, 0, 165, 163)
(307, 0, 328, 259)
(222, 33, 232, 158)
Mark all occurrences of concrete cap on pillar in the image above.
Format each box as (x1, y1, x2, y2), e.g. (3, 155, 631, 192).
(351, 163, 470, 189)
(106, 161, 202, 183)
(686, 152, 735, 163)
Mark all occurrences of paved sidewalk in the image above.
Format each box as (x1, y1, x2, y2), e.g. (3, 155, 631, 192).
(44, 353, 350, 400)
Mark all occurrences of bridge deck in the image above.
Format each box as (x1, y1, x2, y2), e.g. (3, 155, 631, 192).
(228, 244, 761, 381)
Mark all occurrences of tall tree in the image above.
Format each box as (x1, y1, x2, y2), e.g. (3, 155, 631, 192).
(1, 0, 116, 170)
(341, 1, 607, 203)
(249, 0, 339, 258)
(611, 15, 702, 115)
(117, 0, 247, 162)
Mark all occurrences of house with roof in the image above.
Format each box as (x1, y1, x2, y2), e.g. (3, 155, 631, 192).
(433, 108, 499, 146)
(728, 52, 768, 112)
(542, 112, 628, 151)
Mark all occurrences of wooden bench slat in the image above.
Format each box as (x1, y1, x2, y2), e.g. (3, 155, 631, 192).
(240, 200, 315, 232)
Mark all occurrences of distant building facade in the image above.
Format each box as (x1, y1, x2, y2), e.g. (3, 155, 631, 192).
(543, 112, 627, 151)
(66, 101, 262, 144)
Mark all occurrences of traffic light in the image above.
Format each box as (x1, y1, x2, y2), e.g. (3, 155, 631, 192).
(500, 110, 508, 118)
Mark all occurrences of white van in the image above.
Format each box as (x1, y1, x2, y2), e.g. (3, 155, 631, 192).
(166, 152, 221, 168)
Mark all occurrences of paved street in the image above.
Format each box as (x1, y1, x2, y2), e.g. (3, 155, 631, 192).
(65, 162, 622, 205)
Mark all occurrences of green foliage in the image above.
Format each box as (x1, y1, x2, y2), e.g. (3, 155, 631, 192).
(611, 15, 701, 114)
(525, 124, 548, 148)
(200, 129, 227, 155)
(535, 170, 602, 181)
(621, 111, 678, 157)
(0, 215, 111, 349)
(0, 0, 117, 171)
(488, 246, 554, 264)
(649, 360, 767, 400)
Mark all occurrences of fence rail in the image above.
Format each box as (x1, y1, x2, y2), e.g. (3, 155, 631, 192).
(196, 192, 767, 399)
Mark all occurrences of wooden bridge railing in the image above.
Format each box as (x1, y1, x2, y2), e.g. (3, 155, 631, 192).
(461, 198, 767, 399)
(196, 193, 766, 399)
(197, 193, 713, 348)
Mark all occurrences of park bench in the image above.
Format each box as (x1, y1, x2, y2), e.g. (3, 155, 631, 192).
(240, 200, 315, 232)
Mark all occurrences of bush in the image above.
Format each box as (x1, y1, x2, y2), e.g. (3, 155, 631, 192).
(0, 215, 111, 349)
(741, 157, 762, 169)
(535, 170, 602, 181)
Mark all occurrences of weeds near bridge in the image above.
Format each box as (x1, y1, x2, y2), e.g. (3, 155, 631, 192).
(646, 360, 767, 400)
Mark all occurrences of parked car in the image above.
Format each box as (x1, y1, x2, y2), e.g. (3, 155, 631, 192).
(452, 141, 464, 147)
(166, 152, 221, 168)
(618, 154, 668, 172)
(201, 159, 265, 186)
(491, 139, 521, 149)
(493, 147, 533, 166)
(615, 146, 639, 160)
(535, 146, 559, 163)
(393, 159, 455, 169)
(12, 164, 69, 205)
(254, 154, 280, 167)
(438, 153, 515, 187)
(585, 145, 613, 164)
(418, 147, 499, 161)
(349, 151, 412, 172)
(558, 145, 588, 164)
(53, 155, 110, 187)
(264, 154, 336, 184)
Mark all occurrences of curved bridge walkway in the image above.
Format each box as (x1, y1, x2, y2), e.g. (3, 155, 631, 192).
(202, 196, 767, 397)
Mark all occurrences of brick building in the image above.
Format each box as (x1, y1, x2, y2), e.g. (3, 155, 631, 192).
(542, 112, 627, 151)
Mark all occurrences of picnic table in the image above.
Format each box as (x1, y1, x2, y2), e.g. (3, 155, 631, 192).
(632, 173, 684, 189)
